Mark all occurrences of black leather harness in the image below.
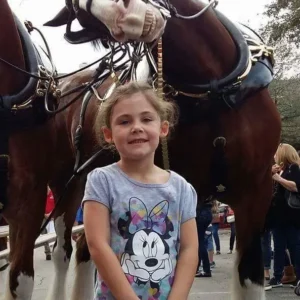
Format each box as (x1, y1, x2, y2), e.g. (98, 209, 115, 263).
(0, 3, 275, 212)
(166, 11, 274, 113)
(0, 17, 55, 213)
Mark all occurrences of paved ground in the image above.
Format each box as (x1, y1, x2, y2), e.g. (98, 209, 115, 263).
(0, 230, 299, 299)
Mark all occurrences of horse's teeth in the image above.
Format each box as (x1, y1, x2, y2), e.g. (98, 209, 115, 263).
(142, 9, 154, 36)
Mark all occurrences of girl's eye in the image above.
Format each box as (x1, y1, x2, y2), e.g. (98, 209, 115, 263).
(143, 118, 152, 122)
(119, 120, 129, 125)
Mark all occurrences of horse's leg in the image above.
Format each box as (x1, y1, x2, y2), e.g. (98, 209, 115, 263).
(0, 219, 9, 272)
(68, 176, 94, 300)
(3, 185, 47, 300)
(46, 178, 87, 300)
(45, 187, 73, 300)
(231, 180, 271, 300)
(0, 223, 9, 290)
(70, 232, 94, 300)
(45, 213, 70, 300)
(0, 236, 8, 270)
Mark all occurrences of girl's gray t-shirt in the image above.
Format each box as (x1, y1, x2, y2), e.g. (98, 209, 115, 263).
(83, 163, 197, 300)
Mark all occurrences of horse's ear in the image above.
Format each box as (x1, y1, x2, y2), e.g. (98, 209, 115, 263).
(44, 7, 72, 27)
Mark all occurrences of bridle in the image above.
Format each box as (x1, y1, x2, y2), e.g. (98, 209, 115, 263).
(147, 0, 218, 20)
(73, 0, 219, 19)
(0, 0, 218, 78)
(0, 0, 219, 115)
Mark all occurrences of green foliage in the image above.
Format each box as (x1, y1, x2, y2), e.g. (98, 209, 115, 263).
(261, 1, 300, 147)
(269, 78, 300, 148)
(264, 0, 300, 46)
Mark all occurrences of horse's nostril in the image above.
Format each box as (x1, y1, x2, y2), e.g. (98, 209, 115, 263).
(145, 258, 158, 267)
(123, 0, 130, 8)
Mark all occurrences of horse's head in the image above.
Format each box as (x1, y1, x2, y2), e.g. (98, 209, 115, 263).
(46, 0, 237, 85)
(45, 0, 167, 43)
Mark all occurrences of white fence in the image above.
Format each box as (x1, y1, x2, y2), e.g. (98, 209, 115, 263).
(0, 225, 84, 259)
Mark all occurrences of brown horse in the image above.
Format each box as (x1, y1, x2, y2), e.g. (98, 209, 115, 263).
(1, 0, 281, 299)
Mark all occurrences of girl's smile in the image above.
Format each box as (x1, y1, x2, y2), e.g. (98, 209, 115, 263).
(128, 139, 149, 144)
(103, 92, 169, 162)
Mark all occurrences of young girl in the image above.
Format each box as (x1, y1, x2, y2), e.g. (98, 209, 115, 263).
(83, 82, 198, 300)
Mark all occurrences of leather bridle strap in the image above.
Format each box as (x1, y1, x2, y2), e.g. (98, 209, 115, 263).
(71, 0, 80, 12)
(86, 0, 93, 14)
(73, 0, 93, 15)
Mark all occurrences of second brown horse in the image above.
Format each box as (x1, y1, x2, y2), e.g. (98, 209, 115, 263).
(1, 0, 281, 299)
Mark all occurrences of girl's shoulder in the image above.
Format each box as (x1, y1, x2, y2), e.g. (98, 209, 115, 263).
(88, 163, 118, 177)
(169, 170, 193, 188)
(86, 164, 120, 188)
(169, 171, 197, 200)
(169, 170, 186, 182)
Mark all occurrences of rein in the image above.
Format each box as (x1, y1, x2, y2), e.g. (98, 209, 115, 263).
(167, 0, 218, 20)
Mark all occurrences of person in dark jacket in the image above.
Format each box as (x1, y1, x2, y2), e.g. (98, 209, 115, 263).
(195, 199, 213, 277)
(265, 144, 300, 296)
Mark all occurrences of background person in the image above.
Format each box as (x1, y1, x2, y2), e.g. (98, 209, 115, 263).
(42, 187, 55, 261)
(211, 200, 221, 255)
(265, 143, 300, 295)
(224, 206, 236, 254)
(195, 200, 213, 278)
(206, 223, 215, 269)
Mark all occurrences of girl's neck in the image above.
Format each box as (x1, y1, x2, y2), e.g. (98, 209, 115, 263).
(118, 157, 155, 179)
(117, 157, 168, 184)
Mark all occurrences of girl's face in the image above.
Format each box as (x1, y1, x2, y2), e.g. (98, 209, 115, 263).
(103, 92, 169, 162)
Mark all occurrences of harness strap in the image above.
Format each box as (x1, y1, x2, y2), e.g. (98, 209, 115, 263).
(73, 90, 94, 174)
(86, 0, 93, 15)
(208, 89, 228, 198)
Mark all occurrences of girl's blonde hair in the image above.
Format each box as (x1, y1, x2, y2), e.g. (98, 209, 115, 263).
(94, 82, 178, 147)
(275, 143, 300, 168)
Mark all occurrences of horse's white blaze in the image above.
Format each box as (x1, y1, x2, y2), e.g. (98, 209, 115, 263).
(71, 260, 95, 300)
(46, 215, 70, 300)
(232, 253, 265, 300)
(134, 55, 150, 82)
(4, 272, 34, 300)
(78, 0, 165, 42)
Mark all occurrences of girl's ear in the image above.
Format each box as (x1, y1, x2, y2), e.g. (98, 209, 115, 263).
(102, 126, 113, 143)
(160, 121, 169, 138)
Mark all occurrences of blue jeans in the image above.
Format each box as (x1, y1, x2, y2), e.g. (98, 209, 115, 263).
(212, 223, 220, 252)
(196, 207, 213, 273)
(205, 226, 214, 252)
(229, 222, 236, 251)
(261, 229, 292, 271)
(262, 229, 272, 270)
(273, 226, 300, 281)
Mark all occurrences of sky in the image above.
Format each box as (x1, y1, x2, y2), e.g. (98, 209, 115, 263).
(8, 0, 273, 73)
